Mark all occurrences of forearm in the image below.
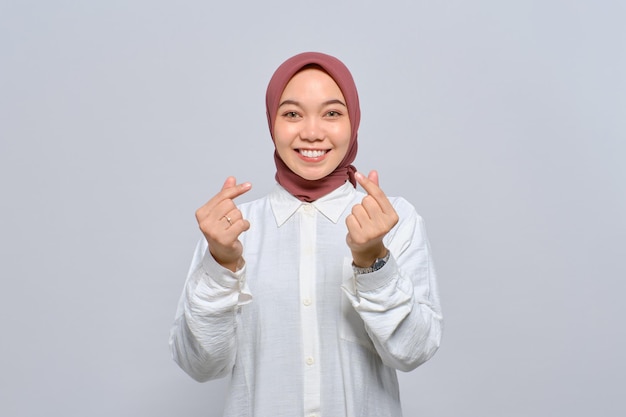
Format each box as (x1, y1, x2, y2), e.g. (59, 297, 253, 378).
(170, 308, 237, 382)
(343, 255, 442, 371)
(342, 203, 443, 371)
(169, 243, 252, 381)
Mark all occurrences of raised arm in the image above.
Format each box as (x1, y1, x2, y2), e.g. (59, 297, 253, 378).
(169, 177, 253, 381)
(343, 171, 443, 371)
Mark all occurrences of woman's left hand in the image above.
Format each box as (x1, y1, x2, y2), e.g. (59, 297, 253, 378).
(346, 170, 399, 267)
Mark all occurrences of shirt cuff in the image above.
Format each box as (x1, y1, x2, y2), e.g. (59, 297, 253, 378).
(353, 255, 398, 292)
(342, 255, 398, 296)
(200, 250, 252, 305)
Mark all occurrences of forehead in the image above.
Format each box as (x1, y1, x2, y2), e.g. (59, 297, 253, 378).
(281, 67, 344, 98)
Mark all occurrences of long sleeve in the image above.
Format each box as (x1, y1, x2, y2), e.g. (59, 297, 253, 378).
(341, 197, 443, 372)
(169, 185, 442, 416)
(169, 239, 252, 382)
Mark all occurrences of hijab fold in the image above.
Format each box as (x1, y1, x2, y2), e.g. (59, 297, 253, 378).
(266, 52, 360, 202)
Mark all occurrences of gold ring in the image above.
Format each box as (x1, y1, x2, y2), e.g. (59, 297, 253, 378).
(224, 216, 232, 225)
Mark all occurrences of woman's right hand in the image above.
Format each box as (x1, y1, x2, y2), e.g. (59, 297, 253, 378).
(195, 177, 252, 272)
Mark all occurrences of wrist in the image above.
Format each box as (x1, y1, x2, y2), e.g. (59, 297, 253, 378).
(220, 257, 245, 272)
(351, 246, 388, 268)
(210, 249, 244, 272)
(352, 250, 390, 274)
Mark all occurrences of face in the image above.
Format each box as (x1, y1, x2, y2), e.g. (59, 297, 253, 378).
(273, 68, 351, 181)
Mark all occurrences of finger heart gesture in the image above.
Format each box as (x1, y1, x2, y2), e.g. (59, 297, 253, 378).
(195, 176, 252, 271)
(346, 171, 399, 267)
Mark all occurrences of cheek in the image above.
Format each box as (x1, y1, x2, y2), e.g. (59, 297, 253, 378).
(272, 123, 289, 148)
(273, 133, 296, 163)
(273, 120, 297, 140)
(334, 124, 352, 150)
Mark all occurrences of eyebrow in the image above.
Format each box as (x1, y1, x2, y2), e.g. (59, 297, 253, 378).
(278, 99, 347, 108)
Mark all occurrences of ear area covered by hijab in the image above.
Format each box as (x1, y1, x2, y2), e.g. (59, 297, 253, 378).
(266, 52, 361, 203)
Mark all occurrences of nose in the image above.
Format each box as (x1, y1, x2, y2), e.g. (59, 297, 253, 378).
(300, 117, 323, 142)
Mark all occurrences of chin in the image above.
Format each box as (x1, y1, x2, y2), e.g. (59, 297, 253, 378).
(288, 168, 324, 181)
(302, 172, 333, 181)
(297, 174, 323, 181)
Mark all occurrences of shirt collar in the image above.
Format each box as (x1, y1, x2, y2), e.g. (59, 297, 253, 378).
(269, 181, 356, 227)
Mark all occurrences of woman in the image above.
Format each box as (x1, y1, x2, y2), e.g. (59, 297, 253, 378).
(170, 52, 442, 417)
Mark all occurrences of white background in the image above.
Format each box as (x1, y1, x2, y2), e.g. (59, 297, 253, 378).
(1, 1, 624, 416)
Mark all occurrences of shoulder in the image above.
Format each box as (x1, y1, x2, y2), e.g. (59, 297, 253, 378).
(389, 196, 425, 231)
(389, 195, 420, 216)
(381, 196, 432, 256)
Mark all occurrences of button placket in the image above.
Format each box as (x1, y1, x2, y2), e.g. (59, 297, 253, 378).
(298, 205, 321, 417)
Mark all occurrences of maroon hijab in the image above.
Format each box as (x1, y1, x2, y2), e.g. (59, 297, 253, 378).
(266, 52, 360, 202)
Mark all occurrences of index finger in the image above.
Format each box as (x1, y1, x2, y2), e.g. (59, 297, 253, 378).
(355, 171, 394, 213)
(200, 179, 252, 213)
(214, 179, 252, 204)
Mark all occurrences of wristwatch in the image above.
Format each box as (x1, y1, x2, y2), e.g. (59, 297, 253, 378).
(352, 251, 390, 274)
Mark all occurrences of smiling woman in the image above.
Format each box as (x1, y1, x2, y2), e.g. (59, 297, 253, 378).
(169, 52, 443, 417)
(273, 67, 352, 181)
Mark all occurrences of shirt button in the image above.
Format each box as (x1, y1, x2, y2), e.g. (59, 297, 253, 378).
(302, 298, 311, 306)
(305, 356, 314, 365)
(303, 204, 313, 212)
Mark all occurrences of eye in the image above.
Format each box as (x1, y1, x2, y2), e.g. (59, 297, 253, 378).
(325, 110, 342, 117)
(283, 111, 300, 119)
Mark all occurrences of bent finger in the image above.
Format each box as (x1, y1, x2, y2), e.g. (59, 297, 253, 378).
(361, 195, 383, 218)
(222, 218, 251, 241)
(220, 208, 244, 228)
(355, 171, 394, 214)
(345, 212, 363, 234)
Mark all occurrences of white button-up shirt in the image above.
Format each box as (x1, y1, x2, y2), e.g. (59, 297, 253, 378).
(170, 182, 442, 417)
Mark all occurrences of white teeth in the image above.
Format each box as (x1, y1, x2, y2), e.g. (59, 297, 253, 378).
(300, 149, 326, 158)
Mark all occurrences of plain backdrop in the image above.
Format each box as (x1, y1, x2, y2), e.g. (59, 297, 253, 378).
(1, 1, 624, 416)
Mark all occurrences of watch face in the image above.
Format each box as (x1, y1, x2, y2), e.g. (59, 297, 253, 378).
(352, 253, 389, 274)
(373, 258, 386, 271)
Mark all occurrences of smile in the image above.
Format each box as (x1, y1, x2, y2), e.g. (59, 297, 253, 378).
(298, 149, 328, 158)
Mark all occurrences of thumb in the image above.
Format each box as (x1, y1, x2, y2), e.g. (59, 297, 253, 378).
(221, 176, 237, 190)
(367, 170, 379, 187)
